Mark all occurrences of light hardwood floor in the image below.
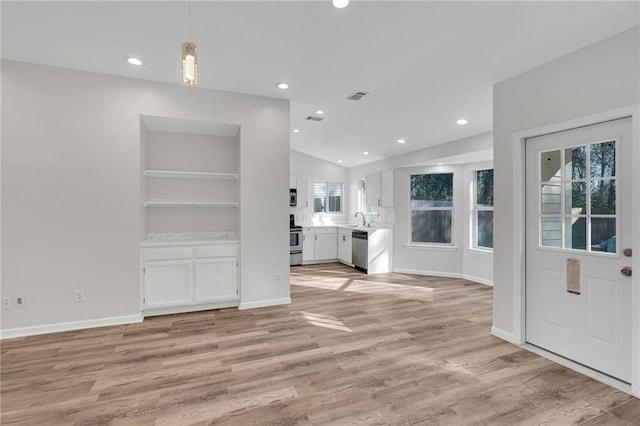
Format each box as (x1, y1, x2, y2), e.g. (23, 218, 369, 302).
(2, 263, 639, 425)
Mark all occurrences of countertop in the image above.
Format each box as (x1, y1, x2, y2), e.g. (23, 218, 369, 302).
(141, 232, 239, 248)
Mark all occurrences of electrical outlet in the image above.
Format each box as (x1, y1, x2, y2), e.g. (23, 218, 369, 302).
(2, 297, 12, 310)
(15, 295, 25, 308)
(274, 272, 281, 283)
(73, 289, 85, 302)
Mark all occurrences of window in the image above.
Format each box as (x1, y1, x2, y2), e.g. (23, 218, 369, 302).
(314, 181, 342, 213)
(410, 173, 453, 243)
(474, 169, 494, 249)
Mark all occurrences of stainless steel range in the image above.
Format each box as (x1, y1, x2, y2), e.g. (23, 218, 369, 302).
(290, 214, 303, 266)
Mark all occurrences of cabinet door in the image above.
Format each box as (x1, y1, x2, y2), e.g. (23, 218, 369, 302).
(302, 233, 315, 261)
(338, 232, 352, 264)
(380, 170, 394, 207)
(296, 177, 308, 208)
(365, 172, 382, 207)
(315, 234, 337, 260)
(144, 259, 192, 309)
(194, 257, 237, 303)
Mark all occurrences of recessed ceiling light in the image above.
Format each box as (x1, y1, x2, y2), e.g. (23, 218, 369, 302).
(315, 110, 325, 115)
(292, 129, 300, 133)
(126, 57, 142, 66)
(456, 118, 469, 125)
(397, 139, 407, 144)
(363, 151, 369, 156)
(438, 162, 444, 165)
(333, 0, 349, 8)
(338, 160, 344, 163)
(275, 82, 289, 90)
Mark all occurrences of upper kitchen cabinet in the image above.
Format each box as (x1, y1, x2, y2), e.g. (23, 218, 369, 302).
(141, 116, 240, 235)
(289, 176, 308, 208)
(365, 170, 394, 208)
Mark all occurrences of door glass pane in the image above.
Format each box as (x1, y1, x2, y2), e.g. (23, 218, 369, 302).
(411, 210, 452, 243)
(477, 210, 493, 248)
(590, 141, 616, 178)
(565, 182, 586, 214)
(590, 179, 616, 214)
(541, 150, 562, 182)
(591, 218, 616, 253)
(541, 184, 561, 213)
(565, 216, 586, 250)
(565, 145, 587, 180)
(541, 216, 562, 247)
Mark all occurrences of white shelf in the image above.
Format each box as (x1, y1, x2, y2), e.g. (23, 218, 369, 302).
(144, 170, 238, 180)
(144, 201, 238, 207)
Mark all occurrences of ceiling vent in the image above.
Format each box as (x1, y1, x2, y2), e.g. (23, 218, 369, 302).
(346, 91, 369, 101)
(306, 116, 324, 122)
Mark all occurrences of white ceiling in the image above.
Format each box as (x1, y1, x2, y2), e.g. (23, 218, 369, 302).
(2, 1, 638, 167)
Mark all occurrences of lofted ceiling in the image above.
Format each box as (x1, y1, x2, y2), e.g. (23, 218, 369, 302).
(2, 1, 638, 167)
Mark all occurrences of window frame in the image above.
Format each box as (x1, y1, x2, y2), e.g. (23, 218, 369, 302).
(409, 172, 455, 245)
(313, 181, 343, 214)
(472, 168, 494, 251)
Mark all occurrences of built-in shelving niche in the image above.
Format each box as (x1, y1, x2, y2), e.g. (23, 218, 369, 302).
(140, 115, 240, 235)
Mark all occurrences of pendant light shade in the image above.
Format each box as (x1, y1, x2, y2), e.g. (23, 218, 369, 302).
(181, 41, 198, 86)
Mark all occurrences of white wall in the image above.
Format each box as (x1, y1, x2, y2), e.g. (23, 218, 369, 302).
(492, 26, 639, 338)
(290, 150, 348, 225)
(1, 60, 290, 334)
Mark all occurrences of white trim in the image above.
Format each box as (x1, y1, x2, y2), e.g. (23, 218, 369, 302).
(239, 297, 291, 310)
(143, 300, 239, 317)
(402, 244, 459, 251)
(464, 248, 493, 256)
(522, 343, 632, 395)
(462, 274, 493, 287)
(512, 104, 640, 397)
(0, 314, 143, 340)
(393, 268, 461, 279)
(491, 326, 517, 344)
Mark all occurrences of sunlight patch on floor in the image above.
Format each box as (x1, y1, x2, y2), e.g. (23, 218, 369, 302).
(295, 278, 434, 302)
(300, 311, 352, 332)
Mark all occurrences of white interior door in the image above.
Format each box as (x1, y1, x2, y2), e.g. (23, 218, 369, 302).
(525, 117, 633, 383)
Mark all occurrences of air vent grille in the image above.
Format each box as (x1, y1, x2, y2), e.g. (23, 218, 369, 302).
(306, 116, 324, 122)
(347, 91, 369, 101)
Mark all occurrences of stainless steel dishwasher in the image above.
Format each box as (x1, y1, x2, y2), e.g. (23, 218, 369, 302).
(352, 230, 368, 273)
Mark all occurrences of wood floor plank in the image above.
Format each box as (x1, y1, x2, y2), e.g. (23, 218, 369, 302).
(2, 262, 638, 425)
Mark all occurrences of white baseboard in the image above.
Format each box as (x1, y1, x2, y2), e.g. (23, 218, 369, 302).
(239, 297, 291, 310)
(0, 314, 143, 340)
(392, 268, 493, 287)
(491, 326, 518, 344)
(393, 268, 463, 279)
(143, 300, 239, 317)
(462, 274, 493, 287)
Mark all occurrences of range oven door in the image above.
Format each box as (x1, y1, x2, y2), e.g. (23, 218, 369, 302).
(290, 229, 302, 252)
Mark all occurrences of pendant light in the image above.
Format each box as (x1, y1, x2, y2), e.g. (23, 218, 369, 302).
(181, 1, 198, 85)
(181, 42, 198, 85)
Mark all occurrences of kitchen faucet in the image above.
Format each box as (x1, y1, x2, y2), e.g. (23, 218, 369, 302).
(354, 211, 366, 227)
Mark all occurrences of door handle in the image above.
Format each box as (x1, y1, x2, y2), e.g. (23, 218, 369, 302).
(621, 266, 632, 277)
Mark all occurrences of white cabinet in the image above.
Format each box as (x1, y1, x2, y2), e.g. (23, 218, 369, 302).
(144, 259, 192, 309)
(290, 176, 308, 208)
(194, 257, 237, 303)
(302, 227, 337, 262)
(366, 170, 394, 208)
(142, 244, 238, 316)
(302, 227, 315, 261)
(338, 228, 352, 265)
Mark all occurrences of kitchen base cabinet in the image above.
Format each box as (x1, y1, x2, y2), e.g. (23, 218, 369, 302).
(313, 227, 338, 261)
(142, 243, 239, 316)
(302, 228, 315, 261)
(338, 228, 352, 265)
